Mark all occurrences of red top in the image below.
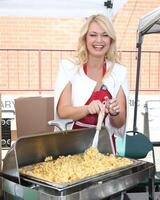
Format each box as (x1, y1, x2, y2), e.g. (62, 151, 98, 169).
(73, 63, 112, 129)
(72, 63, 116, 153)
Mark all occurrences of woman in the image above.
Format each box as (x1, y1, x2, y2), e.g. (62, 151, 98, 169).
(54, 14, 129, 154)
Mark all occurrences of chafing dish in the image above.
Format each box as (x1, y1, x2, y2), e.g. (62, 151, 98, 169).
(1, 127, 155, 200)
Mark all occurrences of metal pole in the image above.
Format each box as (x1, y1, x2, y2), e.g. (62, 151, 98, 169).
(133, 42, 142, 132)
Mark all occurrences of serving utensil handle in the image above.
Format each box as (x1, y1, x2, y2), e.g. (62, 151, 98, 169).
(96, 111, 105, 131)
(92, 111, 105, 147)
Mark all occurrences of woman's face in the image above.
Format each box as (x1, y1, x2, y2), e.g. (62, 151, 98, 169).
(86, 21, 111, 58)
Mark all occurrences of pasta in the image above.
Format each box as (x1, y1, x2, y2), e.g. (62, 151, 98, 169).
(19, 147, 133, 183)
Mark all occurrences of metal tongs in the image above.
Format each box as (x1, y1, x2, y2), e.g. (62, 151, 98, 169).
(92, 110, 105, 147)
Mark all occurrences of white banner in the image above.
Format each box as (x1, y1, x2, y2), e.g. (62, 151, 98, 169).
(1, 94, 160, 142)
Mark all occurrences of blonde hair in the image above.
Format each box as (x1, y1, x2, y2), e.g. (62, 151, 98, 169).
(74, 14, 120, 70)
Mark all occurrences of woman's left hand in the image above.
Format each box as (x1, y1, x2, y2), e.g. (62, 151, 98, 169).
(104, 96, 120, 116)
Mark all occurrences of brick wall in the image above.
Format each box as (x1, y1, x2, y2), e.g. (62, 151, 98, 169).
(0, 17, 83, 50)
(0, 0, 160, 95)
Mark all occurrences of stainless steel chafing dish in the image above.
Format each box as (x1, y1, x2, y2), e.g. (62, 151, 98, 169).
(1, 127, 155, 200)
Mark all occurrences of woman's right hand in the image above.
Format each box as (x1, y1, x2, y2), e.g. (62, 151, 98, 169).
(87, 100, 105, 115)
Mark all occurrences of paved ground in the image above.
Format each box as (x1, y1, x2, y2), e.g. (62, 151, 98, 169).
(127, 192, 160, 200)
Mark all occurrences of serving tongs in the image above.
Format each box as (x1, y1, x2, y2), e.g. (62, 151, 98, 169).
(92, 110, 105, 147)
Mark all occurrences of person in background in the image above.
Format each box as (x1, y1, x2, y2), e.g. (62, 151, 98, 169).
(54, 14, 129, 155)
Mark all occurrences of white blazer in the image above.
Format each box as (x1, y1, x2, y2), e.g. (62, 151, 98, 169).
(54, 59, 129, 155)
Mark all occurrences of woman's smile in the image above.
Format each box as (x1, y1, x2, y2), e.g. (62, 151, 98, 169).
(92, 44, 105, 51)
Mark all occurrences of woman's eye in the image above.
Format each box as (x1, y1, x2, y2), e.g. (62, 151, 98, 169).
(103, 34, 109, 37)
(90, 34, 97, 37)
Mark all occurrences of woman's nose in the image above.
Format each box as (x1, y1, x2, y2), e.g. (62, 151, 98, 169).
(96, 35, 103, 42)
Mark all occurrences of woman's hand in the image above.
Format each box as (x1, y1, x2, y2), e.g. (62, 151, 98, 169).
(103, 87, 126, 128)
(104, 96, 120, 116)
(87, 100, 105, 115)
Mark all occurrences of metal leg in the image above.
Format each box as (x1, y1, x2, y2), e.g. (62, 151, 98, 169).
(148, 178, 155, 200)
(156, 184, 160, 192)
(120, 192, 124, 200)
(121, 192, 131, 200)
